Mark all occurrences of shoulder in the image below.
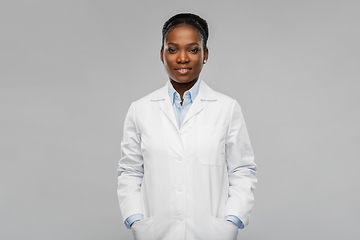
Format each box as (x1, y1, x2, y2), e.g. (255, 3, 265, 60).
(213, 90, 236, 104)
(137, 87, 166, 103)
(200, 80, 238, 107)
(132, 85, 166, 105)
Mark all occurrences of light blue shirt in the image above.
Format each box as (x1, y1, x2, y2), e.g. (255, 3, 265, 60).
(168, 78, 201, 129)
(124, 79, 244, 229)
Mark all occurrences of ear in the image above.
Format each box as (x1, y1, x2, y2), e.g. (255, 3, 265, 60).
(160, 48, 164, 64)
(203, 47, 209, 63)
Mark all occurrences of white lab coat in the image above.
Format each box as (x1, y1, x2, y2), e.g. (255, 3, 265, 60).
(118, 80, 257, 240)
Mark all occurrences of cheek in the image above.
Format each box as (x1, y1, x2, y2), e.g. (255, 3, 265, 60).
(193, 58, 203, 69)
(193, 54, 203, 64)
(164, 55, 175, 66)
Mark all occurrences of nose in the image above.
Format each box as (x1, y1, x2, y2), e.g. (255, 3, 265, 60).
(176, 50, 189, 64)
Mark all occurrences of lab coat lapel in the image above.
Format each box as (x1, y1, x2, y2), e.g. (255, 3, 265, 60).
(160, 95, 178, 129)
(182, 95, 203, 126)
(150, 82, 179, 130)
(182, 80, 217, 125)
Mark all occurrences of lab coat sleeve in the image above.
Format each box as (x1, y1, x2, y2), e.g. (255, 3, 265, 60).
(225, 100, 257, 228)
(117, 102, 144, 222)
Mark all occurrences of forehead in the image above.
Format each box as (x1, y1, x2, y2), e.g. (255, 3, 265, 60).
(165, 24, 202, 44)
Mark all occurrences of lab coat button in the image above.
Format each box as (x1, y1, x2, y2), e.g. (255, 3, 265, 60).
(178, 215, 185, 221)
(177, 186, 183, 192)
(177, 156, 182, 161)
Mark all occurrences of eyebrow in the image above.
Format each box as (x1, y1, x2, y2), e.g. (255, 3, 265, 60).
(167, 42, 200, 46)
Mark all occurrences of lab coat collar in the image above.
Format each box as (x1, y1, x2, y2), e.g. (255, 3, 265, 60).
(150, 79, 217, 101)
(150, 79, 217, 130)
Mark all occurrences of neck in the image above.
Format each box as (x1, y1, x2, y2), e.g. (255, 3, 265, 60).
(170, 77, 199, 100)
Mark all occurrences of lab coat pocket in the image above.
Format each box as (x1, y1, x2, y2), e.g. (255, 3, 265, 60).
(131, 216, 154, 240)
(197, 125, 226, 165)
(211, 216, 238, 240)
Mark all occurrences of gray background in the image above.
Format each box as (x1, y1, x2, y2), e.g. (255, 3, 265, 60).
(1, 0, 359, 239)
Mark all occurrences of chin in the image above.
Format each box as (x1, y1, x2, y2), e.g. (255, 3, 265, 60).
(171, 77, 197, 84)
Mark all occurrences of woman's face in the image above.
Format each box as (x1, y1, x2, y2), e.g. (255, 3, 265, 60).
(161, 24, 208, 84)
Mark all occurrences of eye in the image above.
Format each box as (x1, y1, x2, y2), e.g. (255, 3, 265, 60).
(167, 48, 176, 53)
(190, 48, 199, 53)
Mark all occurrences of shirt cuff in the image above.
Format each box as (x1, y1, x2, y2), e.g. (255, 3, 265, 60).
(124, 213, 144, 229)
(225, 215, 244, 229)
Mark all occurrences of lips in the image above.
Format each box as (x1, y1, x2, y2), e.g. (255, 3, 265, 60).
(175, 68, 192, 74)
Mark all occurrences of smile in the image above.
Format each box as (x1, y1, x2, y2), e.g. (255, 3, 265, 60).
(175, 68, 192, 74)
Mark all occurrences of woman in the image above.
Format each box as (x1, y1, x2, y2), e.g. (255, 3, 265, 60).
(117, 13, 257, 240)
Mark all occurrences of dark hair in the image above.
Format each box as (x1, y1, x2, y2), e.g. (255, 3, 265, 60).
(161, 13, 209, 50)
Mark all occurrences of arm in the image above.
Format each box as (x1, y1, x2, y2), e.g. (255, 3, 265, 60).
(117, 102, 144, 229)
(225, 100, 257, 228)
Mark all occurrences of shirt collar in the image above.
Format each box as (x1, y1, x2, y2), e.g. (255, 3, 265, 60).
(167, 78, 201, 105)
